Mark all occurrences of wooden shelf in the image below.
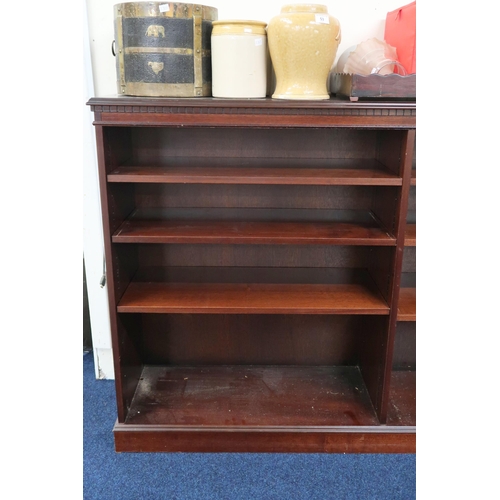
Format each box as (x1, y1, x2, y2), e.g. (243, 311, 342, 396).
(124, 365, 379, 427)
(117, 282, 390, 315)
(113, 219, 396, 246)
(404, 223, 416, 246)
(386, 370, 416, 426)
(107, 158, 402, 186)
(114, 364, 417, 452)
(410, 169, 416, 186)
(397, 288, 416, 321)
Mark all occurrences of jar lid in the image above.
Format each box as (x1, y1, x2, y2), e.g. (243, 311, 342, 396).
(212, 20, 267, 36)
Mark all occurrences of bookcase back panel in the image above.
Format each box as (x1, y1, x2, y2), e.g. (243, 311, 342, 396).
(140, 313, 364, 365)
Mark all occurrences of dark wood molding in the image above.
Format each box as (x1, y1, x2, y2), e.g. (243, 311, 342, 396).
(88, 96, 416, 128)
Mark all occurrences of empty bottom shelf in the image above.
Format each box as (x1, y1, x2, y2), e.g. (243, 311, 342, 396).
(125, 365, 378, 427)
(114, 365, 415, 453)
(387, 370, 416, 426)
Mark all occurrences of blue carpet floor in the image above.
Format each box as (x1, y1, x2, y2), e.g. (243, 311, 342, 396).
(83, 352, 416, 500)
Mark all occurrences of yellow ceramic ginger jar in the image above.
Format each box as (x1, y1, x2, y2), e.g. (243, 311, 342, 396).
(267, 4, 341, 100)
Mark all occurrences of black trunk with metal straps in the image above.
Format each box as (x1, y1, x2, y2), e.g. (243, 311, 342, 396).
(113, 2, 218, 97)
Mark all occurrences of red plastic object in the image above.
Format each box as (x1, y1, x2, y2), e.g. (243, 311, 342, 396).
(384, 1, 416, 75)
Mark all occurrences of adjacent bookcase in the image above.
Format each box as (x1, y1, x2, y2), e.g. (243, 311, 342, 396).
(88, 96, 416, 453)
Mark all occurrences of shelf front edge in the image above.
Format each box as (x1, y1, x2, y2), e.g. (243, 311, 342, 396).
(113, 422, 416, 453)
(116, 282, 390, 315)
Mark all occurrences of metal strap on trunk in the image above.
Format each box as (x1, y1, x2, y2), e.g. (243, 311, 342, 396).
(193, 5, 203, 96)
(115, 7, 126, 94)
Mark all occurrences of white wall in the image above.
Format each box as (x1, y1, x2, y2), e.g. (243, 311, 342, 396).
(84, 0, 114, 379)
(86, 0, 413, 96)
(83, 0, 415, 379)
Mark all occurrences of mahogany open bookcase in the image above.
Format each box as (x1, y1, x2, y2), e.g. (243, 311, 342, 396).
(88, 96, 416, 453)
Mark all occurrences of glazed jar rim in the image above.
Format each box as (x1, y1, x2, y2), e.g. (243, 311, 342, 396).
(212, 20, 267, 36)
(280, 4, 328, 14)
(213, 19, 267, 25)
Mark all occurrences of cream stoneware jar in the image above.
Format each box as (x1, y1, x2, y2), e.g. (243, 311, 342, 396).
(211, 20, 268, 98)
(267, 4, 341, 100)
